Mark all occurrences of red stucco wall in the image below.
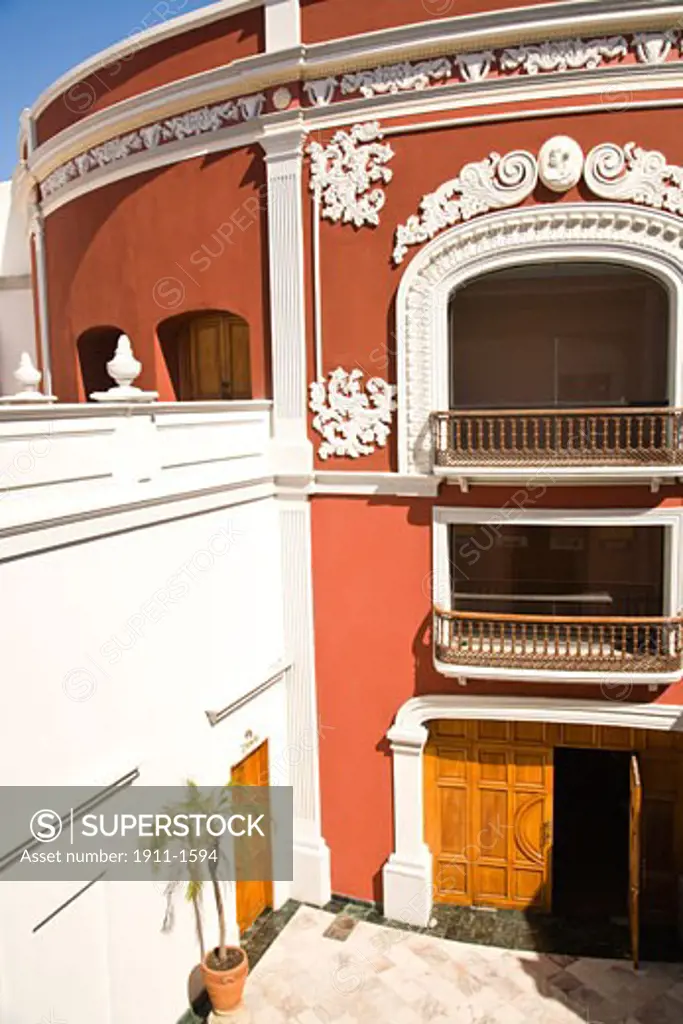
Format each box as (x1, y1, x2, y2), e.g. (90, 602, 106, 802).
(44, 147, 270, 401)
(37, 9, 264, 145)
(310, 106, 683, 471)
(301, 0, 573, 44)
(311, 490, 683, 900)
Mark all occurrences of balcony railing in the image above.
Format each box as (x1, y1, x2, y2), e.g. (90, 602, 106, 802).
(432, 408, 683, 468)
(434, 607, 683, 674)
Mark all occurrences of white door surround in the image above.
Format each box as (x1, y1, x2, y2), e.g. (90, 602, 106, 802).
(396, 202, 683, 476)
(382, 693, 683, 927)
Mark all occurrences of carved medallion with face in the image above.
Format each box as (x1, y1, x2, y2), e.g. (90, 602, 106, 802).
(538, 136, 585, 192)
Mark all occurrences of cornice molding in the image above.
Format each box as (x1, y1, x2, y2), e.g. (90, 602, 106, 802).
(27, 2, 683, 200)
(31, 0, 265, 118)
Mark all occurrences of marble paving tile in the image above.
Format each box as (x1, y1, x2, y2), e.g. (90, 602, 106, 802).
(218, 906, 683, 1024)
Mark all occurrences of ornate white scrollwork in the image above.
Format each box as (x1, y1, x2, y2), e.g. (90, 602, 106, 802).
(393, 149, 538, 263)
(633, 31, 678, 64)
(340, 58, 452, 97)
(500, 35, 628, 74)
(583, 142, 683, 213)
(308, 122, 394, 228)
(309, 368, 397, 459)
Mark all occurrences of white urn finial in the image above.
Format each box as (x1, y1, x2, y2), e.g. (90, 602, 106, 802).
(90, 334, 158, 403)
(0, 352, 57, 404)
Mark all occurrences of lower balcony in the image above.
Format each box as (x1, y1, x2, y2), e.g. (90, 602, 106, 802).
(432, 409, 683, 477)
(434, 607, 683, 675)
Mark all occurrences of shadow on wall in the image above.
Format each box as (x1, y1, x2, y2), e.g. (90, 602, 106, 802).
(76, 325, 123, 399)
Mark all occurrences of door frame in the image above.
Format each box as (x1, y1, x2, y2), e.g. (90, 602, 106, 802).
(383, 694, 683, 928)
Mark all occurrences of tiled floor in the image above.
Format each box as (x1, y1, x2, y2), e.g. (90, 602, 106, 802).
(204, 904, 683, 1023)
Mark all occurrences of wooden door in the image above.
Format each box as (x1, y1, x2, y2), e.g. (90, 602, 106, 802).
(425, 728, 553, 911)
(639, 751, 679, 927)
(231, 741, 273, 934)
(180, 314, 251, 400)
(629, 754, 642, 971)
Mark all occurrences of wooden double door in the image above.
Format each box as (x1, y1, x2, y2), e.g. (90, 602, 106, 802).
(425, 719, 683, 964)
(178, 312, 251, 401)
(425, 721, 554, 912)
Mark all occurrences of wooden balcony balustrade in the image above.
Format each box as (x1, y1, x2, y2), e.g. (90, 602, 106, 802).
(431, 408, 683, 467)
(433, 607, 683, 673)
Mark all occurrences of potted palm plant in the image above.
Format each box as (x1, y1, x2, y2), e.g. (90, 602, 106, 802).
(157, 782, 249, 1016)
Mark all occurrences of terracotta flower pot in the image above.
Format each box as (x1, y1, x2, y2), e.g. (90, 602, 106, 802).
(200, 946, 249, 1014)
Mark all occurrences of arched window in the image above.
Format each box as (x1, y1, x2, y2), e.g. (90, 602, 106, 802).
(77, 326, 123, 400)
(158, 310, 251, 401)
(448, 262, 669, 410)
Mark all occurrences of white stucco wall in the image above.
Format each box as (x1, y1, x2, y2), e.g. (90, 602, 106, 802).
(0, 406, 294, 1024)
(0, 179, 36, 396)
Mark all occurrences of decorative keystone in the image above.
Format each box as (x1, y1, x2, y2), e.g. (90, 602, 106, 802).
(0, 352, 57, 403)
(90, 334, 158, 403)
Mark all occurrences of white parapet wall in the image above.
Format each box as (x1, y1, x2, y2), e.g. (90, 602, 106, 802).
(0, 400, 300, 1024)
(0, 179, 36, 396)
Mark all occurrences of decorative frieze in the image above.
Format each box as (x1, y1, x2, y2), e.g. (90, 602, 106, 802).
(308, 122, 394, 228)
(632, 31, 678, 64)
(42, 95, 258, 199)
(394, 136, 683, 263)
(39, 27, 683, 201)
(309, 368, 397, 459)
(454, 51, 496, 82)
(500, 35, 628, 75)
(340, 57, 452, 97)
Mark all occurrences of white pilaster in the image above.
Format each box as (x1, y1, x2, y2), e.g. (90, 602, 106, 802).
(382, 723, 433, 927)
(278, 494, 331, 905)
(260, 123, 312, 479)
(264, 0, 301, 52)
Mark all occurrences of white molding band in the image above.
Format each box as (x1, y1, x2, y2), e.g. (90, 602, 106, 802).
(30, 9, 683, 206)
(383, 693, 683, 926)
(396, 199, 683, 476)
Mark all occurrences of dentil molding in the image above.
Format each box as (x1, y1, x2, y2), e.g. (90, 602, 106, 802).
(308, 123, 394, 228)
(394, 137, 683, 262)
(309, 368, 397, 459)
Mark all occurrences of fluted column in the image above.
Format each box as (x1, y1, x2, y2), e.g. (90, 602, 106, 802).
(261, 123, 330, 904)
(260, 124, 312, 479)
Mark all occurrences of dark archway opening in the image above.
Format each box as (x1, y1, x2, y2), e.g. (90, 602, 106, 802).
(76, 326, 122, 400)
(553, 747, 630, 921)
(449, 262, 669, 410)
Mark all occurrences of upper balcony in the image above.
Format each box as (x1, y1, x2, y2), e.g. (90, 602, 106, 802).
(432, 511, 683, 685)
(433, 261, 682, 486)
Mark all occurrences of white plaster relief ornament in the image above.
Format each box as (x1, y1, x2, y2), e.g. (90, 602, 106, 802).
(309, 368, 397, 459)
(40, 29, 683, 200)
(538, 136, 584, 192)
(393, 149, 538, 263)
(393, 137, 683, 263)
(308, 123, 394, 228)
(500, 36, 628, 74)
